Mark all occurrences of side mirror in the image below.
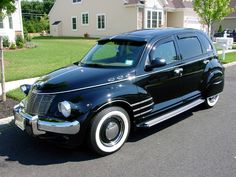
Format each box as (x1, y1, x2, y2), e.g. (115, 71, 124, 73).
(20, 84, 31, 96)
(145, 57, 167, 70)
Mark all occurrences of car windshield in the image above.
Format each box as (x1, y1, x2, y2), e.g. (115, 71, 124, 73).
(80, 40, 146, 68)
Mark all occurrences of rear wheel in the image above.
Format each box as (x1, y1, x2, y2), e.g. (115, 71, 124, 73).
(204, 94, 219, 108)
(89, 107, 130, 155)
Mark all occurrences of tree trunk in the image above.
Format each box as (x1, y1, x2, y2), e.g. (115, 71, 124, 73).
(207, 23, 212, 39)
(0, 37, 6, 102)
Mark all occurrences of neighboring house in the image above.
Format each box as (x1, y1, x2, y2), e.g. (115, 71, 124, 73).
(164, 0, 204, 30)
(49, 0, 204, 37)
(0, 0, 23, 42)
(212, 0, 236, 33)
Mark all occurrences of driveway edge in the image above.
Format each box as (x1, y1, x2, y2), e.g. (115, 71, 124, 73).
(0, 116, 14, 131)
(223, 61, 236, 68)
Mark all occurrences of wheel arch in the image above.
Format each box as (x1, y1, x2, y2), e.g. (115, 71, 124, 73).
(202, 67, 224, 98)
(95, 100, 134, 125)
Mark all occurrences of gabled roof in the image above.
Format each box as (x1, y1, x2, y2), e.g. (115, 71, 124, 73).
(164, 0, 193, 9)
(124, 0, 144, 5)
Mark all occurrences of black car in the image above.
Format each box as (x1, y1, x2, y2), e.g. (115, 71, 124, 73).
(14, 28, 224, 155)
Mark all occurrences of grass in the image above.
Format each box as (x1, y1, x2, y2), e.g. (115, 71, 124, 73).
(4, 38, 96, 81)
(7, 88, 25, 101)
(219, 51, 236, 63)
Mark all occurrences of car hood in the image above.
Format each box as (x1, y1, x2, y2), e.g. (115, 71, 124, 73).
(32, 64, 135, 94)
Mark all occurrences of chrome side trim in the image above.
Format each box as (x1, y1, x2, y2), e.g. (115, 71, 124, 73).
(133, 102, 154, 112)
(96, 100, 133, 112)
(34, 57, 207, 95)
(131, 97, 153, 107)
(137, 99, 205, 127)
(134, 109, 152, 118)
(36, 76, 135, 95)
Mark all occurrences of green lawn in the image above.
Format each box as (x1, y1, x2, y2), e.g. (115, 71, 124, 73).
(7, 88, 25, 101)
(219, 51, 236, 64)
(4, 38, 96, 81)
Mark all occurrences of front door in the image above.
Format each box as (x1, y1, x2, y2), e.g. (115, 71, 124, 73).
(135, 36, 185, 114)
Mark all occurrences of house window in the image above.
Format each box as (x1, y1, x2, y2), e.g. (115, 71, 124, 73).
(71, 17, 77, 30)
(73, 0, 81, 3)
(147, 11, 151, 28)
(97, 14, 106, 30)
(9, 16, 13, 29)
(0, 17, 3, 29)
(152, 11, 157, 28)
(158, 12, 162, 27)
(146, 10, 163, 28)
(81, 13, 89, 25)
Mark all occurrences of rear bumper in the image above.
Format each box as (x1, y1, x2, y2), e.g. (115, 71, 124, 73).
(13, 104, 80, 136)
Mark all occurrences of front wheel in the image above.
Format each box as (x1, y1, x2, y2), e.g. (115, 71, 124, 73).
(204, 94, 220, 108)
(89, 107, 130, 156)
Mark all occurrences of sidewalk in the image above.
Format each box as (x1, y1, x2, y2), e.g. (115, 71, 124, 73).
(217, 49, 236, 55)
(0, 77, 39, 95)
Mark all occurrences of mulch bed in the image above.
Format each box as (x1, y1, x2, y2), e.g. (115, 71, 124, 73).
(0, 98, 19, 119)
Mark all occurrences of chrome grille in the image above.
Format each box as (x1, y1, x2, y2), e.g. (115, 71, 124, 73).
(26, 92, 55, 116)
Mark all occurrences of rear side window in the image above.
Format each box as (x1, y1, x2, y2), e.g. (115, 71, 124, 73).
(152, 41, 177, 64)
(178, 36, 202, 59)
(198, 34, 213, 53)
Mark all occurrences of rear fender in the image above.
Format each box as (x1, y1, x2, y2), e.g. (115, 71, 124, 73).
(203, 69, 224, 98)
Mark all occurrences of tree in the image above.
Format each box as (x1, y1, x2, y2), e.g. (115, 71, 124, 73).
(0, 0, 16, 102)
(21, 0, 54, 33)
(193, 0, 235, 36)
(0, 0, 16, 16)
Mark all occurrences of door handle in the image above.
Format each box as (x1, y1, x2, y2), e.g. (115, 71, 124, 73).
(203, 60, 209, 64)
(174, 68, 183, 77)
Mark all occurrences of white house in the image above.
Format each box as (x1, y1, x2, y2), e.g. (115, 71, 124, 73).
(0, 0, 23, 42)
(49, 0, 203, 37)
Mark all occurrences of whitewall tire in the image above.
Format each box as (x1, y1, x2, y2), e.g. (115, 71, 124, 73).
(89, 107, 130, 155)
(205, 94, 220, 108)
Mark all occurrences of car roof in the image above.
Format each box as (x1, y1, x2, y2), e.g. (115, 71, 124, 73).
(98, 28, 201, 43)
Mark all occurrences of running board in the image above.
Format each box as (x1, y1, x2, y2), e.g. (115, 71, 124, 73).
(137, 99, 205, 128)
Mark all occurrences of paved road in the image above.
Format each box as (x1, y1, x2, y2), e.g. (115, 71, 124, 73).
(0, 66, 236, 177)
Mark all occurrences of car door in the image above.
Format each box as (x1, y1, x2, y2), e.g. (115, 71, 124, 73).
(135, 36, 185, 114)
(176, 33, 208, 101)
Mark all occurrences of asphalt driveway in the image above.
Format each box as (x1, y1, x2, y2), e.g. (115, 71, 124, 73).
(0, 66, 235, 177)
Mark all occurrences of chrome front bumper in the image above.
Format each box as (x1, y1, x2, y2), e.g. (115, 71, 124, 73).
(13, 104, 80, 136)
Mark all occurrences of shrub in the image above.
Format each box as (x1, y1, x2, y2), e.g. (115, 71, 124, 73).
(84, 33, 89, 38)
(10, 43, 16, 50)
(18, 42, 24, 48)
(218, 25, 224, 33)
(3, 36, 10, 48)
(16, 35, 24, 48)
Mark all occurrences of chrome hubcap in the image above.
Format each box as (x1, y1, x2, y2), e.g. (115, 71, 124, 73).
(105, 122, 119, 141)
(100, 117, 124, 147)
(208, 95, 219, 103)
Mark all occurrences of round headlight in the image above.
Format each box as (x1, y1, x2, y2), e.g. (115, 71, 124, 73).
(58, 101, 71, 118)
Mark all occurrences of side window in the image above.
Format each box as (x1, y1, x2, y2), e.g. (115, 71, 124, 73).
(152, 41, 178, 64)
(178, 36, 202, 59)
(198, 34, 213, 53)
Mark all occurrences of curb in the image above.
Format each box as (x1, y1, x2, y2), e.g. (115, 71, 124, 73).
(0, 116, 14, 125)
(223, 61, 236, 68)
